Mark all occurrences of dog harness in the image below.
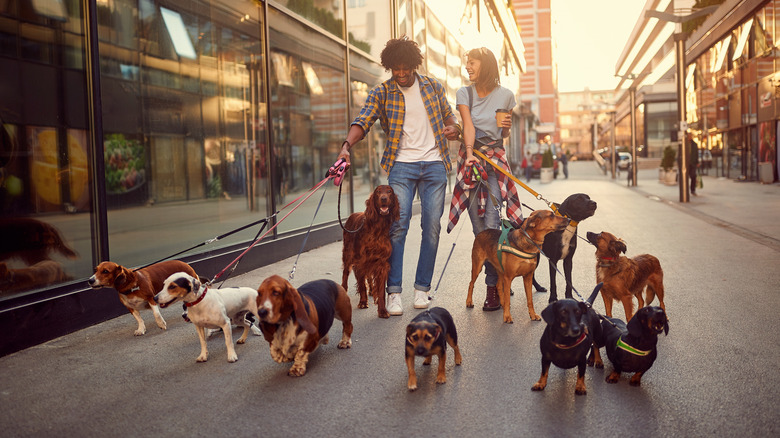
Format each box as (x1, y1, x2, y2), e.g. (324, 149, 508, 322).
(185, 286, 208, 307)
(497, 221, 537, 270)
(617, 337, 651, 356)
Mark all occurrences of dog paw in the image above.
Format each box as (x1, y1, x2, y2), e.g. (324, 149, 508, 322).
(629, 375, 643, 386)
(436, 375, 447, 384)
(531, 383, 545, 391)
(408, 383, 418, 391)
(575, 388, 587, 396)
(595, 361, 604, 369)
(357, 302, 368, 309)
(529, 314, 541, 321)
(606, 372, 620, 384)
(503, 315, 514, 324)
(197, 354, 208, 362)
(337, 339, 352, 349)
(236, 338, 246, 344)
(227, 353, 238, 363)
(288, 365, 306, 377)
(466, 300, 474, 308)
(157, 323, 167, 330)
(134, 328, 146, 336)
(377, 310, 390, 319)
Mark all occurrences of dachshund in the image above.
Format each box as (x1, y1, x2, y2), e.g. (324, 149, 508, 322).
(601, 306, 669, 386)
(532, 284, 603, 395)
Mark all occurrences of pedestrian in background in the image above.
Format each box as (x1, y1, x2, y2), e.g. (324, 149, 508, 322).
(689, 133, 700, 196)
(338, 36, 461, 316)
(559, 149, 569, 179)
(522, 151, 532, 182)
(447, 47, 523, 312)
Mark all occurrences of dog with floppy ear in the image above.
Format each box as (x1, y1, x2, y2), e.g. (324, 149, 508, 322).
(531, 284, 604, 395)
(88, 260, 200, 336)
(586, 231, 666, 322)
(601, 306, 669, 386)
(256, 275, 353, 377)
(541, 193, 597, 303)
(405, 307, 462, 391)
(155, 272, 261, 363)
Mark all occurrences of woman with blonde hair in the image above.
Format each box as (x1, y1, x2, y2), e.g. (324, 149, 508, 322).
(447, 47, 523, 311)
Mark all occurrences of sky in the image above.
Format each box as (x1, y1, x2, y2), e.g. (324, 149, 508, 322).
(554, 0, 647, 92)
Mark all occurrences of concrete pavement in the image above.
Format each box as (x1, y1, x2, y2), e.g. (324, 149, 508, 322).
(0, 161, 778, 437)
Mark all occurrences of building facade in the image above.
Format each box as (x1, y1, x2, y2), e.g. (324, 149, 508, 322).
(513, 0, 558, 153)
(609, 0, 779, 183)
(0, 0, 525, 356)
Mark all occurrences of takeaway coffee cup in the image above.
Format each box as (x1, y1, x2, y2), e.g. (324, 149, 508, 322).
(495, 109, 510, 127)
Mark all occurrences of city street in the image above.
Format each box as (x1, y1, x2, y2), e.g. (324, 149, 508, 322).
(1, 161, 778, 437)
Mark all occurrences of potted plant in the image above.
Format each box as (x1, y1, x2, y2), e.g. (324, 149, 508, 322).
(659, 145, 677, 185)
(540, 149, 554, 183)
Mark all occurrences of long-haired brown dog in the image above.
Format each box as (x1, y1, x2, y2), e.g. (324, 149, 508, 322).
(586, 231, 666, 322)
(467, 210, 569, 323)
(341, 185, 399, 318)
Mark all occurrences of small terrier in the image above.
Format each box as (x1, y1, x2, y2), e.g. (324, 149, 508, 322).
(405, 307, 462, 391)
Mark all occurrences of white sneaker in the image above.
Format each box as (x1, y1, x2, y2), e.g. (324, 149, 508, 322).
(414, 290, 429, 309)
(387, 293, 403, 316)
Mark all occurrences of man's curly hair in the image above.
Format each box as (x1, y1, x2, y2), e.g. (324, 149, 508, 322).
(380, 36, 424, 71)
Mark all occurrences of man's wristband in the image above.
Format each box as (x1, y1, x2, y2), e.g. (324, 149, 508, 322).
(341, 140, 351, 150)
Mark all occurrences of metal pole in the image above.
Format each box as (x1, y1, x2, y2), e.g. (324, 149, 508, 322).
(610, 111, 616, 179)
(630, 87, 637, 186)
(676, 32, 689, 202)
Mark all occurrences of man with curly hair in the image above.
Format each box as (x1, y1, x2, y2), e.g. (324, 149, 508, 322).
(338, 36, 461, 317)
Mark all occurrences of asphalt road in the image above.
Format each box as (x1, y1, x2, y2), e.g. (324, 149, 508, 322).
(1, 161, 778, 437)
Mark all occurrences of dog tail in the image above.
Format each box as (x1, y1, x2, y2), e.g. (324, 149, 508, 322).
(587, 282, 603, 305)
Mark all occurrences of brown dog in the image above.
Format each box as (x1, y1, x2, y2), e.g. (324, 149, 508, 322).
(467, 210, 569, 323)
(256, 275, 353, 377)
(88, 260, 199, 335)
(0, 260, 71, 296)
(405, 307, 462, 391)
(341, 185, 399, 318)
(586, 231, 666, 322)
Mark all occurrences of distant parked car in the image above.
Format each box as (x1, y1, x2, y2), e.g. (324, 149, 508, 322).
(617, 152, 632, 170)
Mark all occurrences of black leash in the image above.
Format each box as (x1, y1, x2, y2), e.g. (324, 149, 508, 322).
(336, 170, 366, 234)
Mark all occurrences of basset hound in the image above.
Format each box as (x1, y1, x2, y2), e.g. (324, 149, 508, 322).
(256, 275, 353, 376)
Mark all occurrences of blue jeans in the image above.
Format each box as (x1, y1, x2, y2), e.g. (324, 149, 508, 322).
(467, 165, 500, 287)
(387, 161, 447, 294)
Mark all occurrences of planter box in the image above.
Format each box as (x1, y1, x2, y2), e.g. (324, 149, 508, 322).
(759, 162, 774, 184)
(658, 168, 678, 185)
(540, 167, 554, 183)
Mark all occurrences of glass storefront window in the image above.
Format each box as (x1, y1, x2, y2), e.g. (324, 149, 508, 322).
(269, 7, 346, 233)
(346, 0, 391, 59)
(280, 0, 344, 39)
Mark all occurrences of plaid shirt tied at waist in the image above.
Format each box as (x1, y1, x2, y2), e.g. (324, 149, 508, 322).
(447, 141, 524, 233)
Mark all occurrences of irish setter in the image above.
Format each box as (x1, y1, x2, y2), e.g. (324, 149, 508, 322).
(341, 185, 399, 318)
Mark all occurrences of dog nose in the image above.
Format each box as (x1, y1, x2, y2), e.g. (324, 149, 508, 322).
(415, 346, 428, 356)
(258, 308, 268, 319)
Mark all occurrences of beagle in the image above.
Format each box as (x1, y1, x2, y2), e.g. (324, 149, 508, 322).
(88, 260, 199, 336)
(155, 272, 260, 363)
(256, 275, 353, 377)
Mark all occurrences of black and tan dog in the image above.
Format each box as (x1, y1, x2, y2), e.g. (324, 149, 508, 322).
(541, 193, 597, 302)
(405, 307, 462, 391)
(601, 306, 668, 386)
(586, 231, 666, 322)
(531, 284, 603, 395)
(256, 275, 353, 377)
(467, 210, 569, 323)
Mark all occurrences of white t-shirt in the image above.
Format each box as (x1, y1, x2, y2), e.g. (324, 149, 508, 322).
(395, 79, 440, 163)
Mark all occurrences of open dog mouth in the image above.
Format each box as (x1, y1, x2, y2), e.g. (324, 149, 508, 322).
(379, 206, 390, 215)
(157, 297, 178, 309)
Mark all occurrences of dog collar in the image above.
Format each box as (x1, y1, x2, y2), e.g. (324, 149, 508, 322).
(617, 337, 651, 356)
(598, 257, 616, 267)
(185, 286, 208, 307)
(553, 332, 588, 349)
(118, 285, 140, 295)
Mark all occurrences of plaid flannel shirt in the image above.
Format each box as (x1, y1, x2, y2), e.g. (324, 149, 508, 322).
(351, 73, 455, 173)
(447, 141, 524, 233)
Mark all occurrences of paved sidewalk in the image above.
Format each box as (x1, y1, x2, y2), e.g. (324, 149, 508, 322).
(611, 166, 780, 251)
